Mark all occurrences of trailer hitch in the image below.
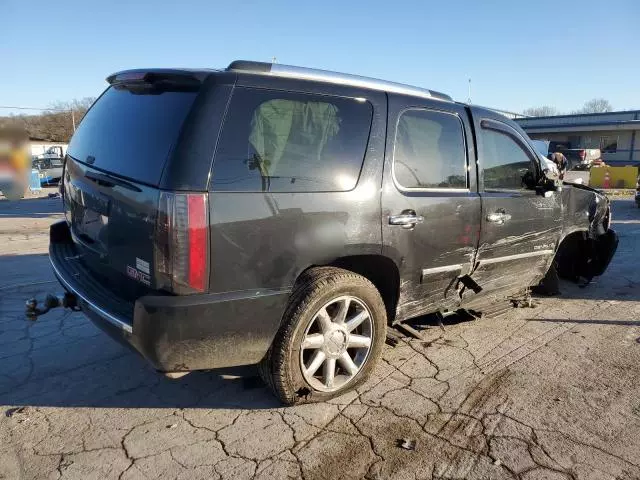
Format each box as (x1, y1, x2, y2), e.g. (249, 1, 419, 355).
(25, 292, 79, 320)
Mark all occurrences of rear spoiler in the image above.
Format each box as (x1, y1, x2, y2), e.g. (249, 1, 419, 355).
(106, 69, 213, 86)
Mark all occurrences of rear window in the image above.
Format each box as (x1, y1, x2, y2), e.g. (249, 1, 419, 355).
(393, 109, 467, 189)
(67, 85, 198, 186)
(212, 88, 373, 192)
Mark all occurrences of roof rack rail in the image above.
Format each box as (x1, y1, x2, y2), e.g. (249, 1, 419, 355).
(227, 60, 452, 102)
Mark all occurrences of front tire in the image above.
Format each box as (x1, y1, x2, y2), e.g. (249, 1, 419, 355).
(259, 267, 387, 405)
(534, 264, 560, 295)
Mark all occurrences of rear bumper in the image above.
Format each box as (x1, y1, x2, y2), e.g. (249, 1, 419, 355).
(49, 221, 290, 372)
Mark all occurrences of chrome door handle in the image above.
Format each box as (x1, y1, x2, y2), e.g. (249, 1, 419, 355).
(486, 211, 512, 224)
(389, 213, 424, 229)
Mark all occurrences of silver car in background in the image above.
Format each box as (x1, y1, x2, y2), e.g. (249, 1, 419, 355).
(32, 155, 64, 185)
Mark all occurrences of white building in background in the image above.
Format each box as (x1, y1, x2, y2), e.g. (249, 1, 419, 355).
(515, 111, 640, 166)
(29, 138, 68, 158)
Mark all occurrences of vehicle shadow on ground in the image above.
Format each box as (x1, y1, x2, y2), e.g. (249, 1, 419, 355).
(0, 196, 62, 219)
(1, 335, 283, 410)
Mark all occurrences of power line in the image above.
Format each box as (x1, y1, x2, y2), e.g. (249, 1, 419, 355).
(1, 105, 77, 131)
(0, 105, 71, 112)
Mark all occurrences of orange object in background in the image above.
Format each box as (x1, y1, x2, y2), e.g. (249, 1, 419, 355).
(0, 123, 31, 200)
(590, 166, 638, 189)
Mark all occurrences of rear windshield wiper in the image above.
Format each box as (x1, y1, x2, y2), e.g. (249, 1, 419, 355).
(85, 171, 142, 192)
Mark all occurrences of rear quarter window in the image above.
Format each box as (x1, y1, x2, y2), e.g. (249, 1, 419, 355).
(211, 88, 373, 192)
(67, 86, 198, 186)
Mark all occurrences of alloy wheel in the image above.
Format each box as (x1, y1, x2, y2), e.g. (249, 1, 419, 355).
(299, 295, 374, 392)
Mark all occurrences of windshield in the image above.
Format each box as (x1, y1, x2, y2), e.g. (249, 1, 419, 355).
(530, 139, 549, 157)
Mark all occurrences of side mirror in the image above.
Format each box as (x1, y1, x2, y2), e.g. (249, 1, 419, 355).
(542, 167, 559, 183)
(538, 168, 562, 195)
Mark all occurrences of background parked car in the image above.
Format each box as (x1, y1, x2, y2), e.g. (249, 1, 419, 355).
(560, 148, 602, 171)
(32, 156, 64, 185)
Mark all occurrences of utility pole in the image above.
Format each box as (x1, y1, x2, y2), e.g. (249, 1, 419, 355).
(71, 109, 76, 131)
(467, 78, 472, 104)
(272, 56, 277, 64)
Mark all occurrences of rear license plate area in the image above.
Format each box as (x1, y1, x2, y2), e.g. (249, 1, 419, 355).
(77, 208, 109, 244)
(69, 186, 111, 247)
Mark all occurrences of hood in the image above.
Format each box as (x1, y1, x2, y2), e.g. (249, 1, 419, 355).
(562, 181, 606, 198)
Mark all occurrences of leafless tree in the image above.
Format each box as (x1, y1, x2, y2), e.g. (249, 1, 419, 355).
(573, 98, 613, 114)
(522, 105, 559, 117)
(0, 97, 96, 142)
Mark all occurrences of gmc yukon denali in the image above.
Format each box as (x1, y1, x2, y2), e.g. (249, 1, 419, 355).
(30, 61, 618, 404)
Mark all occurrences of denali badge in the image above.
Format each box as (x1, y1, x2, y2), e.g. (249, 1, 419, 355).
(126, 265, 150, 286)
(533, 243, 554, 251)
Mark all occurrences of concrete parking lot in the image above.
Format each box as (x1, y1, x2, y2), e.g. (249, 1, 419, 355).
(1, 192, 639, 480)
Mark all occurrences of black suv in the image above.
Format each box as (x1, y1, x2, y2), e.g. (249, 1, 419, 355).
(43, 61, 617, 404)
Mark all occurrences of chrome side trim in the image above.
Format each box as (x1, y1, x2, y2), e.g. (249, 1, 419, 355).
(422, 264, 463, 276)
(395, 186, 471, 194)
(49, 257, 133, 334)
(478, 250, 554, 265)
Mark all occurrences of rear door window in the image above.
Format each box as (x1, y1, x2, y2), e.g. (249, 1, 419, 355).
(67, 86, 198, 186)
(393, 109, 467, 190)
(212, 88, 373, 192)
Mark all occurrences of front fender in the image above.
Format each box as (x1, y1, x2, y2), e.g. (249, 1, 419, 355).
(555, 185, 617, 280)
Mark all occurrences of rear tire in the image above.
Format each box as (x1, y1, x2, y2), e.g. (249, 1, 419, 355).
(259, 267, 386, 405)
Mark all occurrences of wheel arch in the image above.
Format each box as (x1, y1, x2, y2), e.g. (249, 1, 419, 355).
(294, 255, 401, 324)
(554, 226, 617, 280)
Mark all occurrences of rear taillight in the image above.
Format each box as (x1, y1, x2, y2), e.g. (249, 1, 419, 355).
(155, 192, 209, 294)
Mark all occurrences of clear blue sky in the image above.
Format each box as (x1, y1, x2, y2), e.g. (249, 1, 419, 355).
(2, 0, 639, 115)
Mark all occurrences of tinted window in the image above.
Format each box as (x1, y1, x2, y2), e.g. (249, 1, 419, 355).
(393, 109, 467, 189)
(481, 127, 534, 191)
(67, 86, 198, 186)
(212, 88, 373, 192)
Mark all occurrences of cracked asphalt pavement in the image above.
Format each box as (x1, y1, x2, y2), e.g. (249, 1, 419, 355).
(1, 192, 640, 479)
